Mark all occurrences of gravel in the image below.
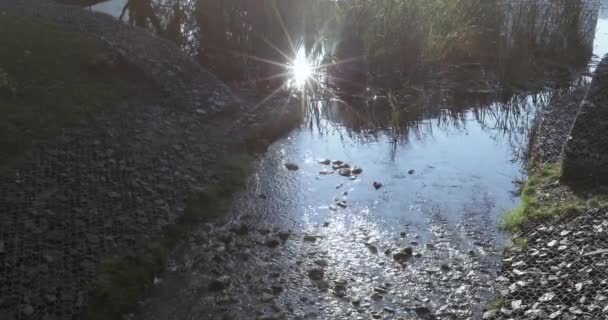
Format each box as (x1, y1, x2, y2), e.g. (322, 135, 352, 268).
(0, 1, 302, 319)
(489, 209, 608, 319)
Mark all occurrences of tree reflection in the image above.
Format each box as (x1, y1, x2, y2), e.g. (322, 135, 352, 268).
(109, 0, 600, 158)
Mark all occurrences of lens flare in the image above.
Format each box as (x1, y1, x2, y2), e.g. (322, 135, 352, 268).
(291, 50, 312, 88)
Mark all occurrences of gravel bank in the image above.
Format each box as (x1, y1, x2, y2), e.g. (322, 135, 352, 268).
(487, 78, 608, 319)
(0, 1, 302, 319)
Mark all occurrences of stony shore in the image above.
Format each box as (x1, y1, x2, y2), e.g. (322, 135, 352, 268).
(0, 1, 301, 319)
(486, 80, 608, 319)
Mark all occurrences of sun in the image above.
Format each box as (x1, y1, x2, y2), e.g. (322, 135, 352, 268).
(290, 50, 312, 88)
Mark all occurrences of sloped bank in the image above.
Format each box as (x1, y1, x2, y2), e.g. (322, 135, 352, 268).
(0, 2, 303, 320)
(484, 62, 608, 319)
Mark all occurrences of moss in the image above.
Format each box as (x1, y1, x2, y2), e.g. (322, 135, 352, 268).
(486, 296, 505, 311)
(502, 163, 608, 232)
(0, 14, 150, 171)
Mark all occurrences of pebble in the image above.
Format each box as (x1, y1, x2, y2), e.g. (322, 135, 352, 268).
(308, 268, 324, 281)
(265, 239, 280, 248)
(285, 163, 299, 171)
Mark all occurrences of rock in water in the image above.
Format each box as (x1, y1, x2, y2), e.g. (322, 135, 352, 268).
(265, 238, 280, 248)
(393, 247, 413, 261)
(285, 163, 299, 171)
(373, 181, 383, 190)
(332, 160, 344, 165)
(351, 167, 363, 174)
(308, 268, 325, 281)
(408, 169, 415, 174)
(339, 168, 351, 176)
(318, 159, 331, 165)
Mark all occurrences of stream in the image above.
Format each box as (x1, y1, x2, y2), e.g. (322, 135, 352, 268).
(84, 0, 608, 319)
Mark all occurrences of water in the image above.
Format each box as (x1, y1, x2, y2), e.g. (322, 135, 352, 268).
(84, 0, 608, 318)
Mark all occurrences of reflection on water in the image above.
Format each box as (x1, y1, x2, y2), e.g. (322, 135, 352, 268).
(90, 0, 600, 92)
(91, 0, 608, 318)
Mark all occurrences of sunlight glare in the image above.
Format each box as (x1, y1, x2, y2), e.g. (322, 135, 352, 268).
(291, 50, 312, 88)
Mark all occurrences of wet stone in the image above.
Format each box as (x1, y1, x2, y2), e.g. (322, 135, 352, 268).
(285, 163, 299, 171)
(230, 224, 249, 236)
(209, 276, 230, 291)
(415, 306, 432, 317)
(278, 231, 291, 241)
(303, 235, 317, 242)
(373, 181, 383, 190)
(318, 159, 331, 165)
(393, 247, 413, 261)
(338, 168, 351, 176)
(265, 238, 281, 248)
(308, 268, 324, 281)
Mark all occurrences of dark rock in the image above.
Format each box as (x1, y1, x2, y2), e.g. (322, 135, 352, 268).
(351, 167, 363, 175)
(314, 259, 328, 267)
(285, 163, 299, 171)
(259, 194, 268, 199)
(374, 287, 387, 294)
(371, 292, 384, 300)
(318, 159, 331, 165)
(415, 306, 432, 317)
(308, 268, 325, 281)
(271, 285, 284, 295)
(209, 276, 230, 291)
(278, 231, 291, 241)
(303, 235, 317, 242)
(265, 238, 280, 248)
(336, 201, 347, 208)
(366, 244, 378, 254)
(338, 168, 351, 176)
(230, 224, 249, 236)
(383, 307, 396, 313)
(408, 169, 415, 174)
(393, 247, 413, 261)
(332, 160, 343, 165)
(373, 181, 383, 190)
(440, 264, 450, 272)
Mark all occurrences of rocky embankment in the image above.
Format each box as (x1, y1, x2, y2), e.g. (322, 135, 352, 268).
(485, 81, 608, 319)
(0, 1, 301, 319)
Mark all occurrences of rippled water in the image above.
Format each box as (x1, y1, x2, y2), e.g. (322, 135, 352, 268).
(86, 0, 608, 318)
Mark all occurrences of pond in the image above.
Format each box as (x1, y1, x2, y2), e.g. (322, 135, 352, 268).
(88, 0, 608, 318)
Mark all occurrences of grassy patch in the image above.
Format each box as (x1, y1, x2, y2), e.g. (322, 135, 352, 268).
(502, 163, 608, 232)
(0, 13, 149, 170)
(486, 296, 505, 311)
(85, 151, 255, 320)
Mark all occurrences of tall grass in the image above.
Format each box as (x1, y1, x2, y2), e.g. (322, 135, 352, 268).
(116, 0, 596, 88)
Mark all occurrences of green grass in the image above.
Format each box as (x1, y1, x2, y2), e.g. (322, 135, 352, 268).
(502, 163, 608, 232)
(0, 13, 149, 170)
(85, 151, 255, 320)
(486, 296, 505, 311)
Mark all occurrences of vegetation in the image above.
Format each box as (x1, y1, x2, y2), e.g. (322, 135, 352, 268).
(86, 152, 255, 319)
(0, 13, 149, 170)
(111, 0, 595, 90)
(502, 163, 608, 232)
